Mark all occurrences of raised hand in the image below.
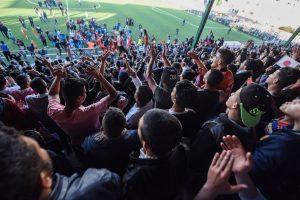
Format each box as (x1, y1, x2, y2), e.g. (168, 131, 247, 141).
(81, 56, 96, 66)
(98, 50, 111, 63)
(36, 56, 51, 67)
(245, 40, 253, 48)
(150, 44, 157, 59)
(162, 45, 168, 58)
(27, 69, 41, 76)
(188, 51, 199, 60)
(197, 150, 247, 199)
(221, 135, 253, 174)
(53, 68, 65, 79)
(124, 58, 136, 77)
(292, 46, 300, 60)
(85, 66, 100, 78)
(36, 56, 55, 75)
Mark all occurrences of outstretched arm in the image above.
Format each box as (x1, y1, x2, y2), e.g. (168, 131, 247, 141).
(98, 51, 110, 75)
(162, 45, 171, 67)
(145, 45, 158, 93)
(188, 51, 208, 75)
(48, 68, 65, 100)
(85, 66, 118, 104)
(124, 58, 142, 88)
(36, 56, 55, 76)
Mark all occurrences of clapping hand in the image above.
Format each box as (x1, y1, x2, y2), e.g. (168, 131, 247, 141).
(221, 135, 253, 174)
(124, 58, 136, 77)
(198, 150, 247, 199)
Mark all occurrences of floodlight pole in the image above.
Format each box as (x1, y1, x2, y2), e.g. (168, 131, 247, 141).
(66, 0, 70, 22)
(284, 26, 300, 47)
(192, 0, 215, 49)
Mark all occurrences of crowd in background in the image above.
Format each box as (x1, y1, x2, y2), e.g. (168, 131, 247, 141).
(1, 1, 300, 200)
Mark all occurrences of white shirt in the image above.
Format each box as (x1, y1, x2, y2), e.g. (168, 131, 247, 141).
(117, 35, 122, 46)
(0, 85, 20, 95)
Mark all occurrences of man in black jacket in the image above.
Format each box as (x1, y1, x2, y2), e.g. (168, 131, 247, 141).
(122, 109, 188, 200)
(0, 22, 9, 39)
(0, 124, 120, 200)
(188, 83, 272, 197)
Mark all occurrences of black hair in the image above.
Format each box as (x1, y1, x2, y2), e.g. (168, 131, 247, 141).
(30, 77, 47, 94)
(264, 56, 276, 69)
(218, 48, 235, 66)
(136, 85, 153, 107)
(181, 68, 196, 81)
(61, 78, 86, 106)
(172, 62, 181, 73)
(276, 67, 300, 89)
(9, 71, 20, 80)
(15, 74, 29, 89)
(174, 80, 197, 108)
(0, 123, 51, 200)
(0, 74, 6, 90)
(206, 69, 224, 87)
(240, 49, 247, 63)
(102, 107, 126, 138)
(243, 59, 257, 71)
(250, 51, 257, 59)
(157, 61, 164, 68)
(227, 64, 238, 75)
(23, 130, 46, 148)
(140, 109, 182, 157)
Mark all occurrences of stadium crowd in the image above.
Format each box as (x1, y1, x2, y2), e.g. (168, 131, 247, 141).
(1, 1, 300, 200)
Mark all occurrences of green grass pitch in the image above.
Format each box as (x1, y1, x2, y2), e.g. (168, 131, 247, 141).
(0, 0, 262, 51)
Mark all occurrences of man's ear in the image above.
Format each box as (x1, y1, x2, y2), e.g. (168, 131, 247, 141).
(217, 58, 223, 67)
(40, 170, 52, 189)
(143, 142, 149, 152)
(143, 142, 154, 156)
(273, 77, 279, 85)
(232, 102, 239, 109)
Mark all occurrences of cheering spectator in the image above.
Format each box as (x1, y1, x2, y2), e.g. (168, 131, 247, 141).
(47, 66, 117, 145)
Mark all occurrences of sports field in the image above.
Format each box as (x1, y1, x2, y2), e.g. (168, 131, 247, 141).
(0, 0, 262, 51)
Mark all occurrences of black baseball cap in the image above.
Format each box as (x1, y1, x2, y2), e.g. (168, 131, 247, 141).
(239, 83, 272, 127)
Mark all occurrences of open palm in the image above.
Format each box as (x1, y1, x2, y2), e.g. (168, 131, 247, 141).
(221, 135, 252, 174)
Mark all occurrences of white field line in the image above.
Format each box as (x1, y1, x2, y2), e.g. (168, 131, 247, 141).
(25, 0, 101, 10)
(152, 7, 227, 30)
(186, 11, 229, 29)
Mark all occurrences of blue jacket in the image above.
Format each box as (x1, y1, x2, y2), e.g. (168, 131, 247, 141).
(0, 44, 9, 52)
(82, 130, 141, 175)
(48, 168, 120, 200)
(252, 128, 300, 199)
